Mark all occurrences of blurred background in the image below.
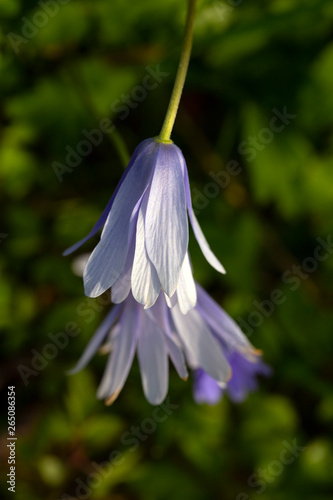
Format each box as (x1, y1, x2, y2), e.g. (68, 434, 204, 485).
(1, 0, 333, 498)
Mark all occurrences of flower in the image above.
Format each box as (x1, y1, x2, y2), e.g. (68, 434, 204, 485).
(69, 280, 267, 406)
(64, 138, 225, 312)
(192, 284, 271, 405)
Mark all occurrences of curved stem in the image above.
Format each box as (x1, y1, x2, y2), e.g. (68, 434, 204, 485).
(157, 0, 197, 143)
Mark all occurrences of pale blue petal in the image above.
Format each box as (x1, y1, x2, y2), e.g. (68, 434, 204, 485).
(131, 203, 161, 308)
(145, 143, 188, 296)
(84, 140, 159, 297)
(226, 351, 271, 403)
(111, 264, 132, 303)
(146, 297, 188, 380)
(179, 150, 225, 274)
(176, 252, 197, 314)
(63, 139, 153, 256)
(196, 283, 255, 355)
(145, 293, 178, 336)
(193, 368, 223, 405)
(171, 305, 231, 383)
(67, 305, 121, 374)
(111, 235, 136, 303)
(100, 323, 121, 354)
(137, 310, 169, 405)
(97, 299, 138, 403)
(165, 334, 188, 380)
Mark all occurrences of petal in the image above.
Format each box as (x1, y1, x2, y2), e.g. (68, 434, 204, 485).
(145, 292, 171, 332)
(196, 283, 255, 356)
(99, 323, 121, 354)
(147, 297, 188, 380)
(111, 265, 132, 304)
(190, 210, 226, 274)
(137, 310, 169, 405)
(84, 140, 159, 297)
(131, 202, 161, 308)
(179, 150, 225, 274)
(67, 304, 122, 374)
(176, 252, 197, 314)
(227, 351, 271, 403)
(63, 139, 153, 256)
(111, 235, 136, 303)
(145, 143, 189, 296)
(171, 305, 231, 384)
(164, 292, 177, 309)
(193, 368, 223, 405)
(97, 298, 138, 403)
(165, 334, 188, 380)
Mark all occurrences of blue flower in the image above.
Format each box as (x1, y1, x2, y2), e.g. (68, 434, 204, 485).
(187, 283, 270, 404)
(69, 280, 265, 406)
(64, 138, 225, 312)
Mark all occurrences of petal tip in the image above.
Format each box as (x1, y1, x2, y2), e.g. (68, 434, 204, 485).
(84, 280, 105, 298)
(147, 393, 168, 406)
(217, 262, 227, 274)
(105, 390, 121, 406)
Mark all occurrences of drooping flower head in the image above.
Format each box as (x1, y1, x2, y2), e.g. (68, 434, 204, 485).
(69, 281, 268, 405)
(64, 139, 225, 313)
(192, 284, 271, 404)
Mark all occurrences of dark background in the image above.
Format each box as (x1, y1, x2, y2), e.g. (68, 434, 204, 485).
(1, 0, 333, 499)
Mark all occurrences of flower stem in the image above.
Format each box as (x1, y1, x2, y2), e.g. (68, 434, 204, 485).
(157, 0, 197, 143)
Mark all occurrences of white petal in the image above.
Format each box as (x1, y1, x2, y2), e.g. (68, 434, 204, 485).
(180, 150, 225, 274)
(145, 143, 189, 296)
(84, 141, 159, 297)
(176, 252, 197, 314)
(97, 300, 138, 402)
(171, 305, 231, 384)
(190, 211, 226, 273)
(131, 204, 161, 308)
(137, 312, 169, 405)
(164, 292, 177, 309)
(138, 311, 169, 405)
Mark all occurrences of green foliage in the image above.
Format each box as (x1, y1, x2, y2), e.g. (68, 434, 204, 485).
(1, 0, 333, 499)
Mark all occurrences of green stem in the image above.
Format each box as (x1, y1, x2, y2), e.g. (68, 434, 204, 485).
(157, 0, 197, 143)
